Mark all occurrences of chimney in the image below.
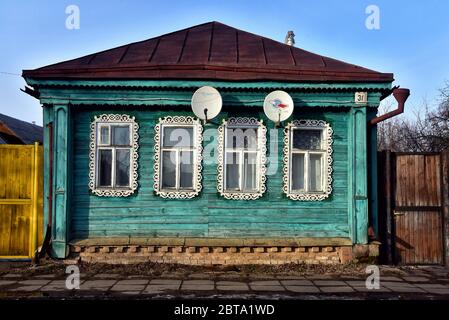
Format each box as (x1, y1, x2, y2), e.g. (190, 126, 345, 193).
(32, 121, 36, 125)
(285, 31, 295, 46)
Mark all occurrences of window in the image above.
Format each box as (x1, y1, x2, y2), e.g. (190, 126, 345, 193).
(154, 116, 203, 199)
(217, 118, 267, 200)
(89, 114, 139, 197)
(283, 120, 333, 201)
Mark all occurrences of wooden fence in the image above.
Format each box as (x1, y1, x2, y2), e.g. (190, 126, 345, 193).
(378, 151, 449, 265)
(2, 144, 447, 264)
(0, 143, 43, 259)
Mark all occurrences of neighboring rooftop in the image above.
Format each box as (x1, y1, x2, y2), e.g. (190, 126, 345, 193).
(0, 113, 43, 144)
(23, 21, 393, 83)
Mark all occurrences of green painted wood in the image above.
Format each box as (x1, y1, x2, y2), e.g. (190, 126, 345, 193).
(42, 105, 52, 235)
(352, 107, 369, 244)
(34, 78, 384, 245)
(347, 108, 354, 243)
(51, 105, 70, 258)
(34, 87, 384, 108)
(26, 79, 392, 91)
(69, 106, 352, 240)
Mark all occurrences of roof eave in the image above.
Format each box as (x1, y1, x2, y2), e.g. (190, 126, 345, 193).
(23, 69, 394, 83)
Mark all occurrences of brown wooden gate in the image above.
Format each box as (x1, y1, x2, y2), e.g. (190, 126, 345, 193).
(378, 151, 447, 265)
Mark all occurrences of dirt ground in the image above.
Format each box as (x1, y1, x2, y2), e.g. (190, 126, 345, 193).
(0, 258, 444, 280)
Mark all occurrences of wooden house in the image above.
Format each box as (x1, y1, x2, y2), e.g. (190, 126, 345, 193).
(0, 113, 42, 145)
(22, 22, 406, 264)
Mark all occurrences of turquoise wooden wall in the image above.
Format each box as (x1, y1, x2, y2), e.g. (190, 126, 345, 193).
(70, 106, 350, 240)
(30, 79, 391, 257)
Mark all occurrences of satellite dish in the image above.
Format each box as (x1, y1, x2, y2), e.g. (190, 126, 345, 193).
(191, 86, 222, 123)
(263, 90, 294, 125)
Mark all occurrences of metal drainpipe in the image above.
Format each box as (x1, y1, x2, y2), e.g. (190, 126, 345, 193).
(370, 88, 410, 125)
(367, 87, 410, 251)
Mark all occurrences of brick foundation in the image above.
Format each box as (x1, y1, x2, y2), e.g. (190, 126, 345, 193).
(69, 243, 380, 265)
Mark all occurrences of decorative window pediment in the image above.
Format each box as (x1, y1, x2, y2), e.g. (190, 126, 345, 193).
(283, 120, 333, 201)
(89, 114, 139, 197)
(154, 116, 203, 199)
(217, 117, 267, 200)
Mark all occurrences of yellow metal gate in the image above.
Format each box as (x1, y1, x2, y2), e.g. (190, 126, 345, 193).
(0, 143, 43, 259)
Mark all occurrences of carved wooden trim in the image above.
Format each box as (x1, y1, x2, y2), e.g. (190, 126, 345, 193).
(217, 117, 267, 200)
(283, 119, 333, 201)
(153, 116, 203, 199)
(89, 114, 139, 197)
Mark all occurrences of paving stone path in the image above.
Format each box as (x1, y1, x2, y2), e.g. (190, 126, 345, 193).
(0, 266, 448, 299)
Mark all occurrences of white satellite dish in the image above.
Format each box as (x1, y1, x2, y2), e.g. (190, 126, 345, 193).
(263, 90, 294, 125)
(191, 86, 222, 123)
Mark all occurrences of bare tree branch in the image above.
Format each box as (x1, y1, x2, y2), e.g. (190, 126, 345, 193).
(377, 81, 449, 152)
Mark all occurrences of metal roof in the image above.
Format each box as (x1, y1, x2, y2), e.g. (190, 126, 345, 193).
(0, 113, 43, 144)
(23, 21, 393, 83)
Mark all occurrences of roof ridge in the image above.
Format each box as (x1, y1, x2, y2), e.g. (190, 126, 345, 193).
(117, 45, 131, 64)
(289, 46, 297, 66)
(177, 30, 190, 63)
(235, 30, 239, 64)
(148, 38, 160, 63)
(207, 21, 215, 62)
(261, 38, 268, 65)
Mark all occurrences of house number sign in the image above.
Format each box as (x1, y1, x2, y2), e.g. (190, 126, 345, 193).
(355, 92, 368, 104)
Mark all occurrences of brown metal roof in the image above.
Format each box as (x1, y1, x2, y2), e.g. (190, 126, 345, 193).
(22, 21, 393, 83)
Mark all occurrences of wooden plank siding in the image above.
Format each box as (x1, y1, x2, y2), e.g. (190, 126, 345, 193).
(393, 154, 444, 264)
(0, 144, 43, 258)
(70, 107, 351, 240)
(395, 155, 441, 208)
(442, 150, 449, 266)
(395, 211, 443, 264)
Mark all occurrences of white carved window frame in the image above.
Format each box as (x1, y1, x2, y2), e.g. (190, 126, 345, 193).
(89, 114, 139, 197)
(217, 117, 267, 200)
(153, 116, 203, 199)
(283, 119, 333, 201)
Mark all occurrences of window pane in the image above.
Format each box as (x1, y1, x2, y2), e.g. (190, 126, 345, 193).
(225, 152, 240, 190)
(226, 128, 239, 148)
(244, 128, 257, 150)
(116, 149, 130, 187)
(100, 126, 109, 145)
(98, 149, 112, 187)
(161, 150, 177, 188)
(112, 125, 130, 146)
(243, 152, 257, 191)
(309, 154, 323, 192)
(180, 151, 193, 189)
(226, 128, 257, 150)
(291, 153, 305, 191)
(163, 126, 193, 147)
(293, 129, 322, 150)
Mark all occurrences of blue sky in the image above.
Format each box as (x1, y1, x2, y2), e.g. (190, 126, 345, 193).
(1, 0, 448, 125)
